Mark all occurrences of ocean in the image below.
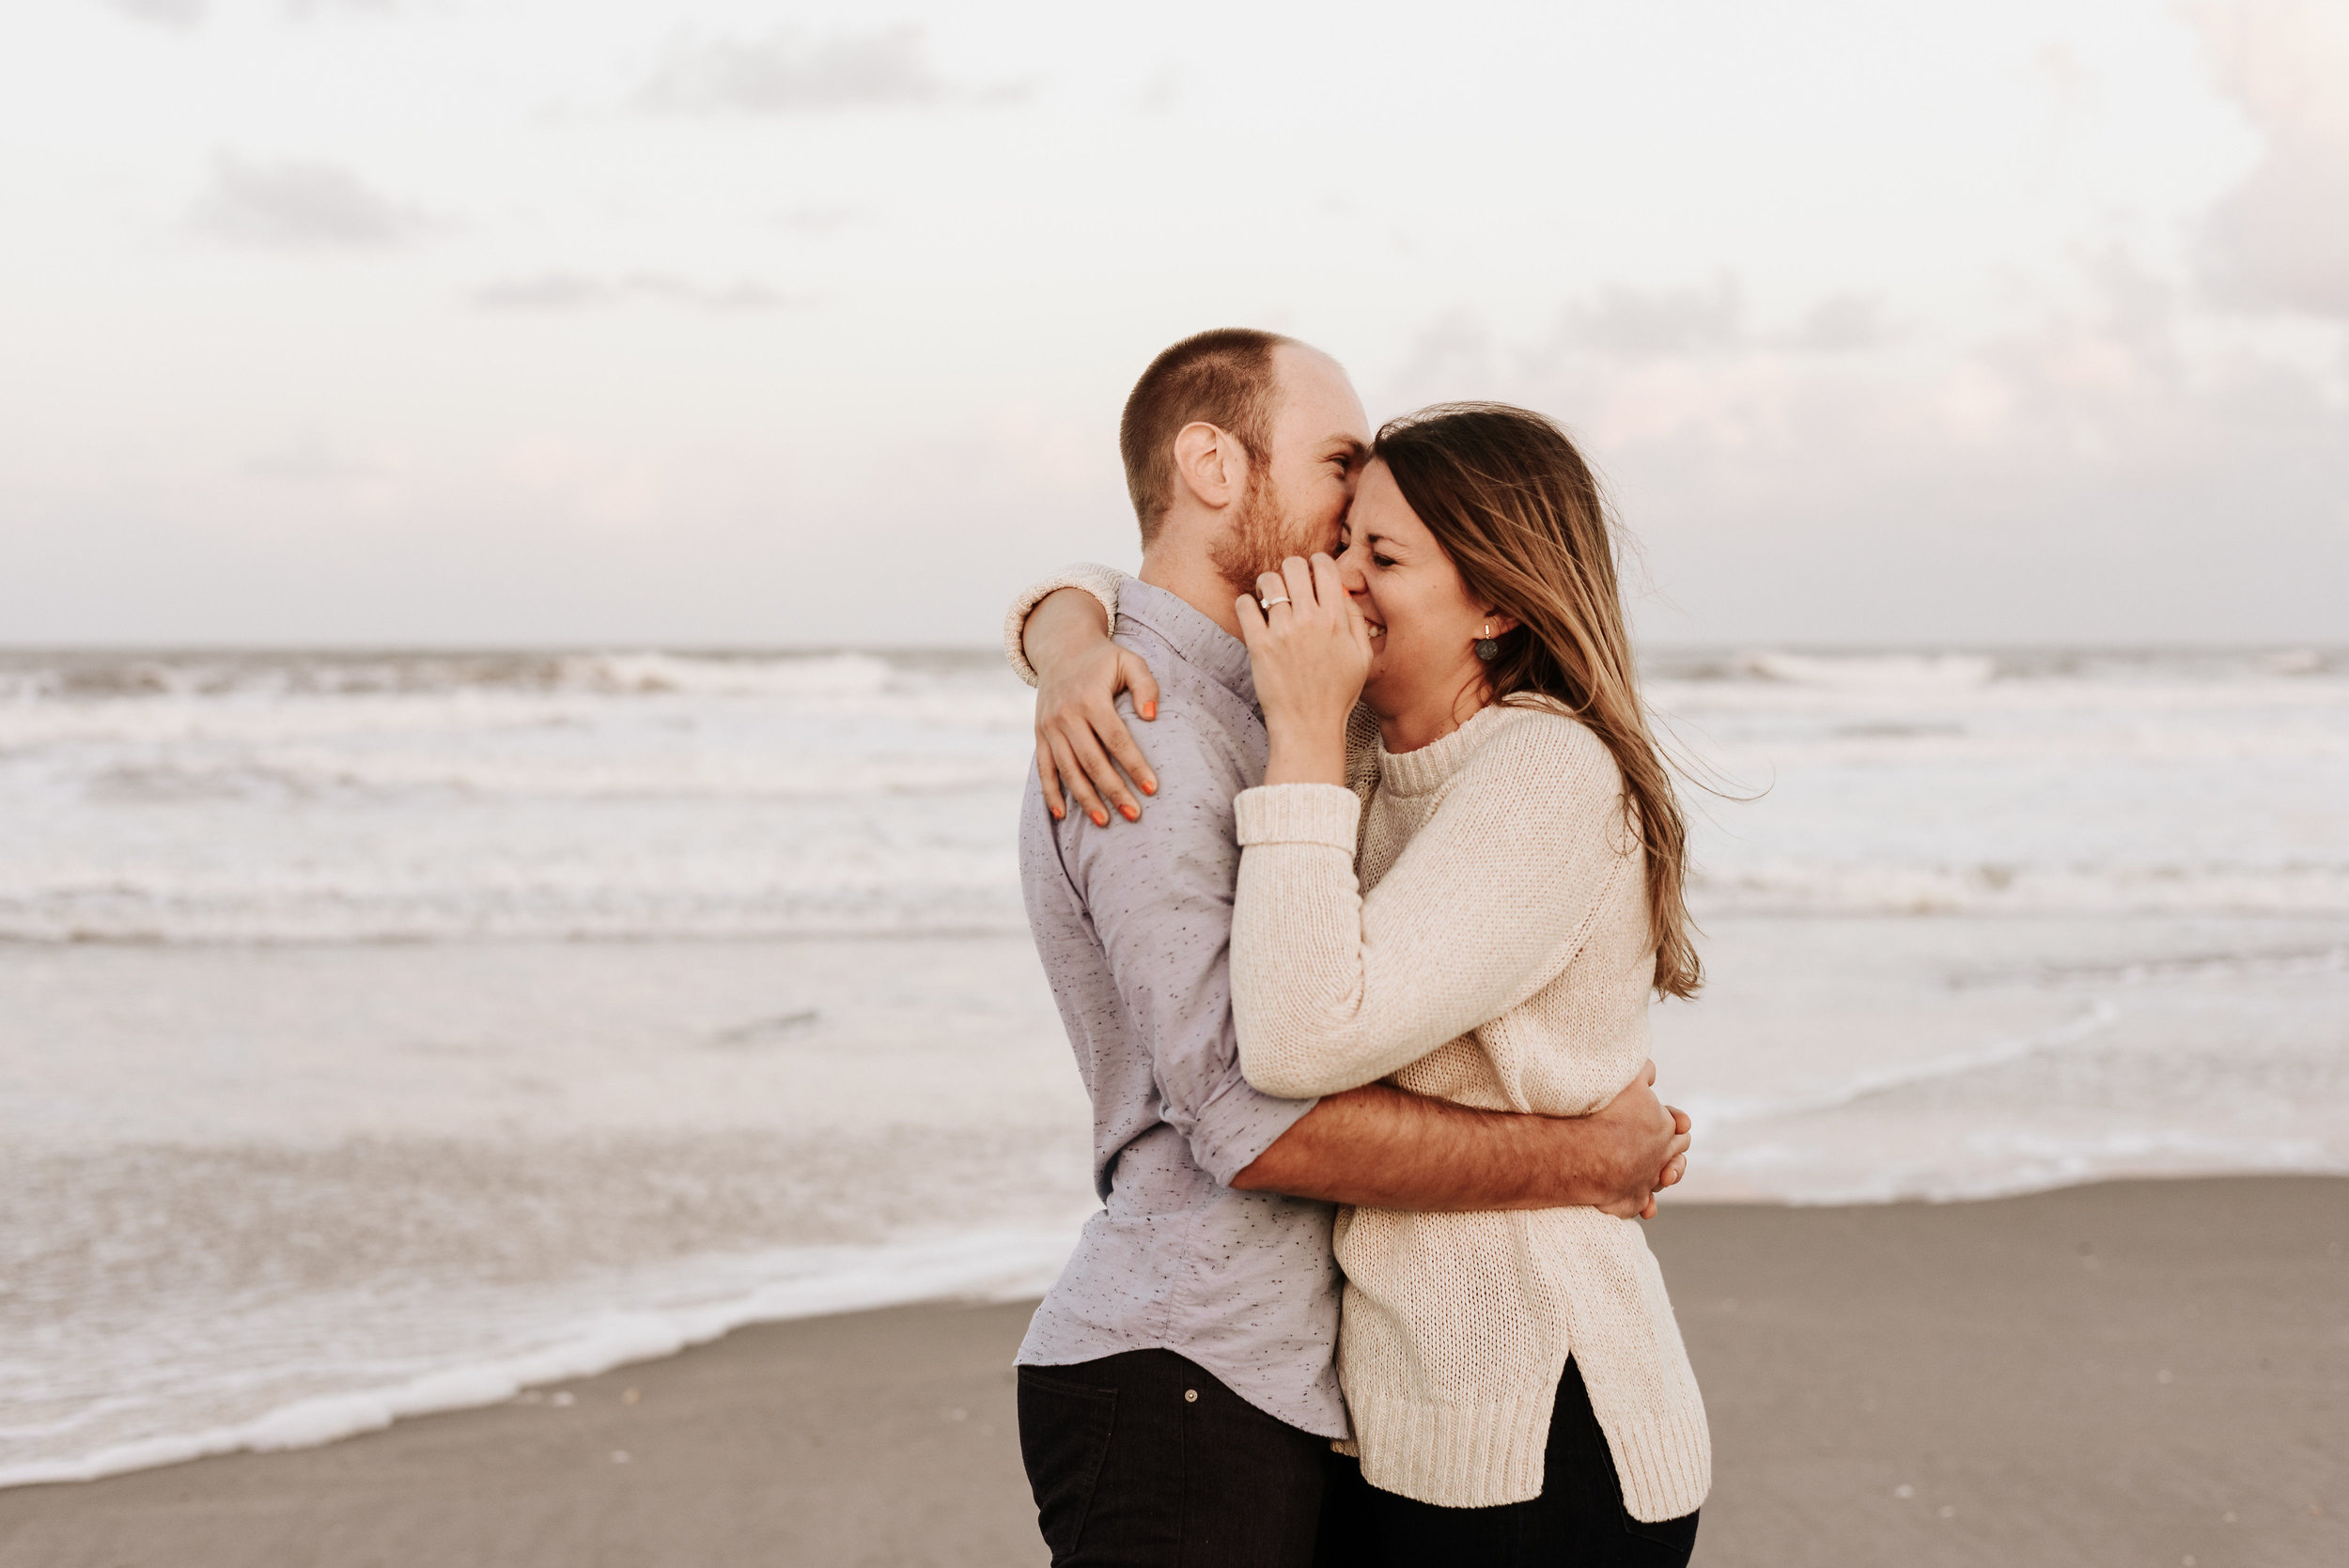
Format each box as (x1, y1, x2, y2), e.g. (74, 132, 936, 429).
(5, 644, 2344, 1487)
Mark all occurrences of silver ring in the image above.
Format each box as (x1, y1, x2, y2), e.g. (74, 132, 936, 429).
(1260, 595, 1291, 610)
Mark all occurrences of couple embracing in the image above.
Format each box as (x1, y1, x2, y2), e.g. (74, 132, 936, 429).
(1003, 329, 1709, 1566)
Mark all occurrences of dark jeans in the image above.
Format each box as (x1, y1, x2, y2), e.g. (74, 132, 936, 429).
(1315, 1358, 1700, 1567)
(1017, 1349, 1329, 1567)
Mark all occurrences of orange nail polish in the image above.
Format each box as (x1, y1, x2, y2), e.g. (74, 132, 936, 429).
(1092, 811, 1108, 827)
(1142, 703, 1156, 720)
(1142, 780, 1158, 795)
(1121, 804, 1139, 821)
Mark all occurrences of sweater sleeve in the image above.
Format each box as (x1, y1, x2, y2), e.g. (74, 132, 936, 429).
(1343, 702, 1381, 808)
(1002, 564, 1128, 688)
(1229, 716, 1640, 1100)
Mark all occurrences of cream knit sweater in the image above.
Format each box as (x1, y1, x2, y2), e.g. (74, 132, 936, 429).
(1007, 566, 1710, 1521)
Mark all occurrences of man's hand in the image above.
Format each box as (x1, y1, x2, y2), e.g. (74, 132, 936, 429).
(1024, 588, 1160, 828)
(1584, 1063, 1693, 1219)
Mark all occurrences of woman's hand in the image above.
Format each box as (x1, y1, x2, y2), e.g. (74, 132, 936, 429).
(1025, 589, 1159, 827)
(1237, 553, 1373, 788)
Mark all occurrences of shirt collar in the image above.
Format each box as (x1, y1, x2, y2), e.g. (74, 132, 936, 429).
(1117, 578, 1256, 706)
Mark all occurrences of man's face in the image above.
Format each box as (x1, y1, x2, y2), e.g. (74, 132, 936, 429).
(1208, 346, 1373, 590)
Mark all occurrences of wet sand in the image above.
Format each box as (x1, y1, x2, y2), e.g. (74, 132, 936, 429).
(3, 1175, 2342, 1567)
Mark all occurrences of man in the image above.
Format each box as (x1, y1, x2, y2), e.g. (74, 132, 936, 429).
(1009, 329, 1690, 1567)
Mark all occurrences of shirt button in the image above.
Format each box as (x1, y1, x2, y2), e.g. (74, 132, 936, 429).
(1184, 1389, 1198, 1403)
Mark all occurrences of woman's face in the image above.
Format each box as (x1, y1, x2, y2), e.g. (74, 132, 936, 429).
(1335, 459, 1502, 723)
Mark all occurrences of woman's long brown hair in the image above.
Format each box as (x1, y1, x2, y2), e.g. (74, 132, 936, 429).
(1375, 401, 1702, 999)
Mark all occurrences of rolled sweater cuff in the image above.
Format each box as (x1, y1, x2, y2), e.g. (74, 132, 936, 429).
(1002, 564, 1125, 688)
(1235, 784, 1360, 852)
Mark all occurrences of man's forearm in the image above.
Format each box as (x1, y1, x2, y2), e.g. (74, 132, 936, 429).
(1021, 587, 1112, 675)
(1230, 1083, 1661, 1213)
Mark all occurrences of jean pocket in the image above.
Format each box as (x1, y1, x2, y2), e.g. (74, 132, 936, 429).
(1018, 1369, 1120, 1562)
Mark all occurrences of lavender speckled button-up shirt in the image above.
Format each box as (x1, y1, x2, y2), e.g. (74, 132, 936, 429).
(1015, 579, 1347, 1439)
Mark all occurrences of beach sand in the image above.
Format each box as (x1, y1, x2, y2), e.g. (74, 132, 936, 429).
(3, 1175, 2341, 1567)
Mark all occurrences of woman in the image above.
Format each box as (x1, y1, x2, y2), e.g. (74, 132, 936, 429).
(1021, 403, 1707, 1563)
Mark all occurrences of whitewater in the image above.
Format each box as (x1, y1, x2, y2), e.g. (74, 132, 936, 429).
(4, 644, 2345, 1487)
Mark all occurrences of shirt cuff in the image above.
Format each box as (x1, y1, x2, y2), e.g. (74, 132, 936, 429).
(1235, 784, 1361, 852)
(1187, 1072, 1320, 1188)
(1002, 564, 1127, 687)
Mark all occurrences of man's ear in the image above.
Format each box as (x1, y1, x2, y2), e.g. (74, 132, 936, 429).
(1172, 421, 1245, 510)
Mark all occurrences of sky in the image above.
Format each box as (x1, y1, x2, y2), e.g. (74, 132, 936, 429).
(2, 0, 2343, 648)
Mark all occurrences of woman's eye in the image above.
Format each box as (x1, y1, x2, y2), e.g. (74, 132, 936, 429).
(1372, 554, 1396, 569)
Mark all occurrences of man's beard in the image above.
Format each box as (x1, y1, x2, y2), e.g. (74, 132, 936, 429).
(1209, 468, 1316, 594)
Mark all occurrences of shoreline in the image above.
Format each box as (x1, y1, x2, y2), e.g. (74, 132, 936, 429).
(0, 1225, 1084, 1492)
(4, 1175, 2344, 1566)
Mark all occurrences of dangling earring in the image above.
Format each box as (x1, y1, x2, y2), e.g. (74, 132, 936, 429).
(1474, 621, 1501, 661)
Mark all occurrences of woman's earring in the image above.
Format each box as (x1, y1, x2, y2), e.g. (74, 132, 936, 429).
(1474, 622, 1501, 661)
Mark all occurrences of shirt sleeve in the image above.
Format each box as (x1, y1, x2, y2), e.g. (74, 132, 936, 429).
(1065, 702, 1318, 1184)
(1228, 715, 1641, 1100)
(1003, 564, 1128, 688)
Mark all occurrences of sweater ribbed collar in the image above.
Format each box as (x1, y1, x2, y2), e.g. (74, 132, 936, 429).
(1116, 577, 1256, 706)
(1375, 702, 1518, 798)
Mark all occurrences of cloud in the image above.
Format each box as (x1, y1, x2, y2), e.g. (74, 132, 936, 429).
(1381, 256, 2349, 642)
(104, 0, 206, 24)
(189, 156, 426, 249)
(2186, 0, 2349, 318)
(245, 432, 381, 482)
(472, 273, 607, 311)
(105, 1, 397, 30)
(638, 24, 1028, 113)
(1559, 277, 1743, 355)
(1134, 66, 1187, 115)
(776, 204, 864, 236)
(473, 272, 803, 314)
(1786, 294, 1892, 352)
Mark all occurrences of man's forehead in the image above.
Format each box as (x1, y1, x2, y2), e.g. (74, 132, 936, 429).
(1274, 343, 1350, 396)
(1272, 345, 1369, 435)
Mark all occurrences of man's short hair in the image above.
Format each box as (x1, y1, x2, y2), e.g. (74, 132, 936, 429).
(1119, 328, 1295, 543)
